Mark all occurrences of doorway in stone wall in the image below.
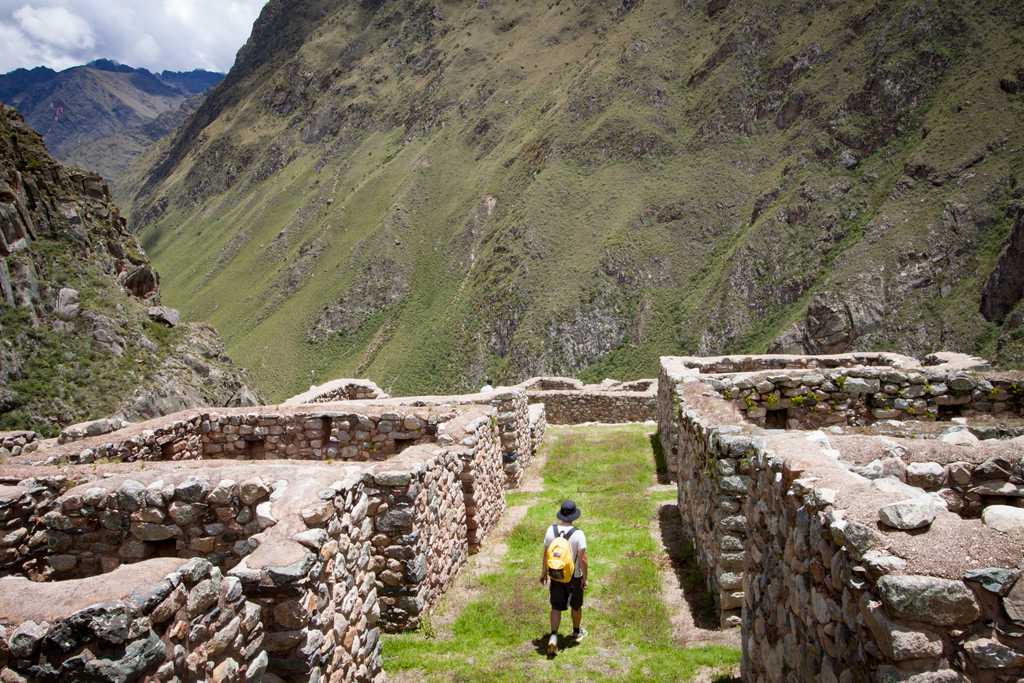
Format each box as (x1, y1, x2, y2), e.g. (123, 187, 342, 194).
(765, 409, 788, 430)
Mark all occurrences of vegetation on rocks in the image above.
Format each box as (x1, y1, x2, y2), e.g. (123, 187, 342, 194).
(0, 106, 257, 436)
(127, 0, 1024, 400)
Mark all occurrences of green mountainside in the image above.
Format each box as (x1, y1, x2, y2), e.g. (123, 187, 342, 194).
(0, 61, 223, 184)
(128, 0, 1024, 401)
(0, 107, 257, 436)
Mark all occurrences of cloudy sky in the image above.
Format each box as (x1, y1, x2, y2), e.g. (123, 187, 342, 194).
(0, 0, 267, 74)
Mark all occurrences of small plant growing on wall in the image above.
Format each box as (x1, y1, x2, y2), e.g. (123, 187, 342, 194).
(835, 375, 847, 390)
(744, 395, 757, 411)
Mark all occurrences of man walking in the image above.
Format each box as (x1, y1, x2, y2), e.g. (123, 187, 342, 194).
(540, 500, 588, 655)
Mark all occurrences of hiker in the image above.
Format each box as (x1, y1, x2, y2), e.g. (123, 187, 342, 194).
(480, 378, 494, 393)
(540, 500, 588, 655)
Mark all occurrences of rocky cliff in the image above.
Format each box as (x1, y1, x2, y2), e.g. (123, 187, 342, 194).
(0, 106, 258, 436)
(128, 0, 1024, 399)
(0, 60, 223, 184)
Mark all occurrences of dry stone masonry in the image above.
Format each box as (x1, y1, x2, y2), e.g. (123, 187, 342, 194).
(659, 352, 1024, 681)
(0, 384, 547, 682)
(516, 377, 657, 425)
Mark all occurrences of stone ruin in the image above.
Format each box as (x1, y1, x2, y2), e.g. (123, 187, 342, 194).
(0, 389, 543, 683)
(659, 352, 1024, 681)
(0, 374, 663, 682)
(513, 377, 657, 425)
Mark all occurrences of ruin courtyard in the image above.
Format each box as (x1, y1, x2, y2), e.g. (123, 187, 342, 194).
(0, 355, 1022, 682)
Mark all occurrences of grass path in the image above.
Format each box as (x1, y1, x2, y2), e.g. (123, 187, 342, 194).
(383, 424, 741, 682)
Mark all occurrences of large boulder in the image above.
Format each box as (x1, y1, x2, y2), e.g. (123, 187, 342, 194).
(147, 305, 180, 327)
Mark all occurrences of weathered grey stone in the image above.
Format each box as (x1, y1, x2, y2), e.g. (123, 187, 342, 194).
(878, 499, 937, 530)
(147, 305, 180, 327)
(876, 575, 981, 626)
(981, 505, 1024, 534)
(963, 635, 1024, 668)
(245, 651, 269, 682)
(1004, 575, 1024, 622)
(55, 287, 80, 320)
(186, 579, 219, 616)
(130, 522, 179, 542)
(905, 462, 945, 489)
(963, 567, 1019, 595)
(8, 620, 45, 658)
(374, 471, 412, 486)
(239, 478, 270, 505)
(939, 427, 979, 447)
(843, 377, 879, 394)
(117, 480, 147, 511)
(860, 595, 944, 661)
(174, 478, 208, 502)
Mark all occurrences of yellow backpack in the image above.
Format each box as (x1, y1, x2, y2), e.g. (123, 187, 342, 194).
(546, 525, 577, 583)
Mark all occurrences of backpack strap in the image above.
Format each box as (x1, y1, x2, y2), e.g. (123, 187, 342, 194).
(562, 527, 577, 540)
(551, 524, 559, 538)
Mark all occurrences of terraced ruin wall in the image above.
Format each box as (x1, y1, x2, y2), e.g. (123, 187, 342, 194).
(659, 354, 1024, 680)
(710, 366, 1024, 429)
(0, 397, 526, 682)
(516, 377, 657, 425)
(744, 438, 1024, 682)
(0, 558, 268, 682)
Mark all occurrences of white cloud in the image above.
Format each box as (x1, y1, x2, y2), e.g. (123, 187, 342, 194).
(0, 0, 266, 74)
(14, 5, 95, 50)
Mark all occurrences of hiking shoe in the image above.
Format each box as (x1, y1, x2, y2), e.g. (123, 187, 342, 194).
(546, 633, 558, 655)
(573, 628, 588, 642)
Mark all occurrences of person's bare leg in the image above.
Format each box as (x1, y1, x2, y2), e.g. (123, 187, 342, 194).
(571, 608, 582, 630)
(547, 609, 561, 654)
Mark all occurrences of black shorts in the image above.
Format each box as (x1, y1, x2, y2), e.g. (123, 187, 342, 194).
(549, 576, 584, 611)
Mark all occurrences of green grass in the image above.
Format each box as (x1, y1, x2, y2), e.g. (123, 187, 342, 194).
(383, 424, 740, 682)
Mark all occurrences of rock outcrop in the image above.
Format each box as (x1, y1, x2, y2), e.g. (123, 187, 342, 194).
(0, 106, 258, 436)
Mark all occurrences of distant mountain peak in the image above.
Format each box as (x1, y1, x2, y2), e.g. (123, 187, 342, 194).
(0, 59, 225, 181)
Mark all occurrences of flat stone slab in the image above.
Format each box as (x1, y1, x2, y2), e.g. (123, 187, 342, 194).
(0, 558, 186, 623)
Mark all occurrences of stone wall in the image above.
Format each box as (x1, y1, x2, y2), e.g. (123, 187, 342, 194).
(660, 352, 1024, 680)
(515, 376, 657, 425)
(378, 390, 531, 490)
(2, 463, 384, 682)
(0, 557, 266, 681)
(0, 430, 39, 458)
(0, 475, 73, 577)
(438, 412, 507, 551)
(711, 366, 1024, 429)
(19, 405, 449, 467)
(672, 381, 756, 628)
(228, 471, 382, 681)
(0, 393, 537, 681)
(528, 403, 547, 458)
(202, 408, 434, 462)
(39, 471, 284, 580)
(744, 434, 1024, 682)
(284, 378, 390, 405)
(366, 447, 468, 632)
(657, 363, 684, 480)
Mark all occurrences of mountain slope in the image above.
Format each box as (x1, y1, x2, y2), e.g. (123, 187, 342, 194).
(129, 0, 1024, 400)
(0, 60, 223, 183)
(0, 106, 258, 436)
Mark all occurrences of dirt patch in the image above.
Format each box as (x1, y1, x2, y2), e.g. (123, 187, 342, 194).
(649, 499, 741, 649)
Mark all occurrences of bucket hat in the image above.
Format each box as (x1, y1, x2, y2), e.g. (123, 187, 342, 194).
(557, 500, 581, 522)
